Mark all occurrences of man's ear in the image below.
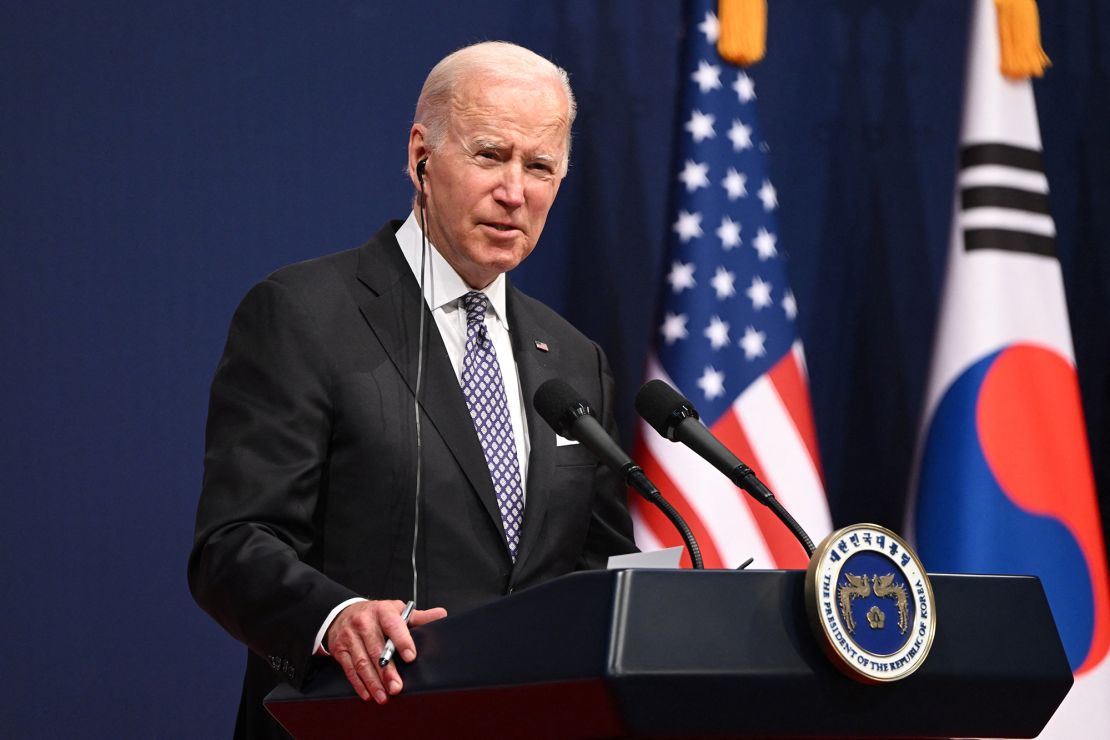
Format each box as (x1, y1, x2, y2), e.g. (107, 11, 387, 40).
(407, 125, 430, 189)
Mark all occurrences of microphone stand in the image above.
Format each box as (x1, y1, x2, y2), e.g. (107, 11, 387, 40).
(729, 462, 816, 557)
(625, 466, 704, 569)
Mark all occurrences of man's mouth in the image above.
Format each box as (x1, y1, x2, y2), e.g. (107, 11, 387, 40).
(485, 223, 518, 232)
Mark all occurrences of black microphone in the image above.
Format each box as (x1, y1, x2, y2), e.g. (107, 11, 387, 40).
(533, 378, 704, 569)
(635, 379, 815, 557)
(534, 379, 637, 478)
(635, 379, 775, 503)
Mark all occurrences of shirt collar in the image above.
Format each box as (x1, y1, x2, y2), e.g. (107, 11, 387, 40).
(396, 211, 510, 328)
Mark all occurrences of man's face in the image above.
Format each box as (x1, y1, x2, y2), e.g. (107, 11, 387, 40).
(412, 76, 569, 288)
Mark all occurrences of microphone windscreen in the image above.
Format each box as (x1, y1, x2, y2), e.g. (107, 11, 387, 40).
(635, 379, 695, 437)
(533, 378, 587, 435)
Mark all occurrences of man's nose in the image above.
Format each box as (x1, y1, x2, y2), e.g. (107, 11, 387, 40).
(493, 166, 526, 207)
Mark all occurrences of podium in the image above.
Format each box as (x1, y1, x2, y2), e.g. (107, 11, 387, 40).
(265, 569, 1072, 738)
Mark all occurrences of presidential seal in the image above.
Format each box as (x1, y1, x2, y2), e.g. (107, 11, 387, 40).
(804, 524, 936, 683)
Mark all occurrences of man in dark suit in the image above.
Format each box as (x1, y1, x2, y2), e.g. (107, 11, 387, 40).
(189, 41, 637, 737)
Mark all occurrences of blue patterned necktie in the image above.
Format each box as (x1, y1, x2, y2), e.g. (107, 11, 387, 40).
(460, 291, 524, 560)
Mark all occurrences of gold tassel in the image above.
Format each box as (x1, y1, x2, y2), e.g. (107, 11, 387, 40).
(994, 0, 1051, 79)
(718, 0, 766, 67)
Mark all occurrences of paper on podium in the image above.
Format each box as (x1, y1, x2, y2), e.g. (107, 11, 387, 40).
(607, 546, 683, 570)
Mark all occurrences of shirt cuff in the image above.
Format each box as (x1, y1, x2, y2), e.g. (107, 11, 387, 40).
(313, 597, 369, 656)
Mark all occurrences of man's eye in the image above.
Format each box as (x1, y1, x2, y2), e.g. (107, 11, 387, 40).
(478, 151, 498, 160)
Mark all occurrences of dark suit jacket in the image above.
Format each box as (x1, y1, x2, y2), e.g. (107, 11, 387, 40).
(188, 221, 637, 738)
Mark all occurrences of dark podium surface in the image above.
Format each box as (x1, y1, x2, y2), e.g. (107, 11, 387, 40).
(266, 569, 1072, 739)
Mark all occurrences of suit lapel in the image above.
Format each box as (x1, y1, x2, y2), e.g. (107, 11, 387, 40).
(506, 285, 560, 575)
(353, 225, 505, 541)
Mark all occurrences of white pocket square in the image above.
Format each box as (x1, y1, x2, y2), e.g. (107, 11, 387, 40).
(555, 434, 579, 447)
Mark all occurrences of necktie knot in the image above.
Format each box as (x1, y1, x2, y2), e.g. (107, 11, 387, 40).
(463, 291, 488, 328)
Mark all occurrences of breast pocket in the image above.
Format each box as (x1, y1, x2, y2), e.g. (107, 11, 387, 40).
(553, 442, 599, 468)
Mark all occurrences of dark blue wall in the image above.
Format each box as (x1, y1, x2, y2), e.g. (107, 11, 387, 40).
(3, 1, 1107, 735)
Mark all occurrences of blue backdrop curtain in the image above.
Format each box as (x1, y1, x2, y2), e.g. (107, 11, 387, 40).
(3, 1, 1107, 735)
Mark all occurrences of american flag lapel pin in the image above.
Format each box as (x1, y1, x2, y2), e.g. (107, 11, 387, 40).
(534, 340, 549, 352)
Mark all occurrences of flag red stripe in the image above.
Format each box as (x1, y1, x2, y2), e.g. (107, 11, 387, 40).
(712, 409, 812, 568)
(768, 349, 826, 485)
(635, 436, 726, 569)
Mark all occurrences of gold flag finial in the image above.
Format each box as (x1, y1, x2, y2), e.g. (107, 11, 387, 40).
(717, 0, 766, 67)
(994, 0, 1051, 79)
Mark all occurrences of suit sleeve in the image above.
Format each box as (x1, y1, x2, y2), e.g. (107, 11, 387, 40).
(575, 340, 640, 569)
(188, 278, 357, 687)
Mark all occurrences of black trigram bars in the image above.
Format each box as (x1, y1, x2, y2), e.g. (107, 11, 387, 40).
(959, 142, 1056, 257)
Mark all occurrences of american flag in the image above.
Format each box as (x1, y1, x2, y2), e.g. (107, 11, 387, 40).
(632, 0, 831, 569)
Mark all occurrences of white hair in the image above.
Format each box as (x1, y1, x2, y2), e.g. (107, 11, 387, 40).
(413, 41, 576, 175)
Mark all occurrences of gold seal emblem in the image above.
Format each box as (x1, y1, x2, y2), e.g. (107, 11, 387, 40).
(805, 524, 937, 683)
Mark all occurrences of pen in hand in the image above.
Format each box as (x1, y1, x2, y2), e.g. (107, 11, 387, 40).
(378, 600, 416, 667)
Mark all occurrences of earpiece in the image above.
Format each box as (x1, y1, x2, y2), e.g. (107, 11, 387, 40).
(416, 158, 427, 185)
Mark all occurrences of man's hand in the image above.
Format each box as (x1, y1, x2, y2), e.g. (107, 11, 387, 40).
(325, 600, 448, 704)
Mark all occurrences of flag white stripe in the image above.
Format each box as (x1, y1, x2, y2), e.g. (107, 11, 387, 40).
(960, 207, 1056, 237)
(958, 165, 1048, 193)
(792, 341, 810, 379)
(735, 376, 832, 541)
(630, 515, 664, 554)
